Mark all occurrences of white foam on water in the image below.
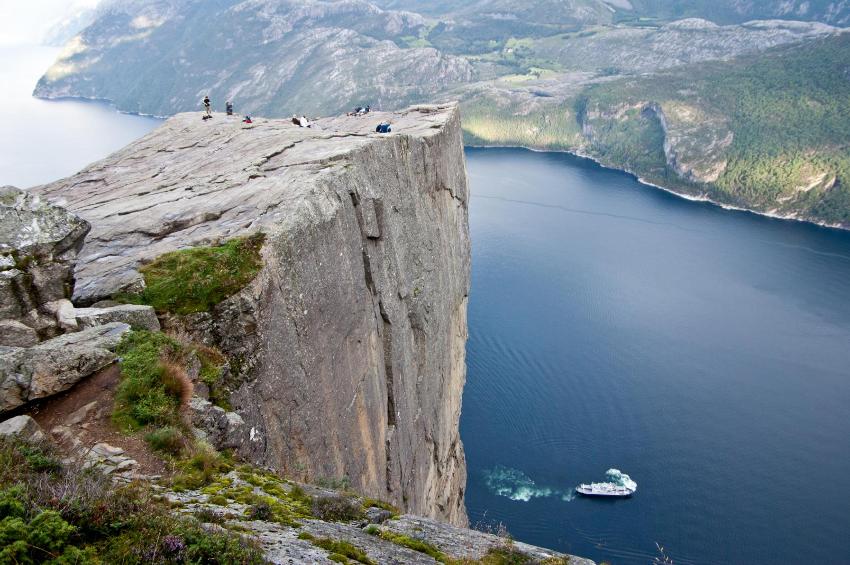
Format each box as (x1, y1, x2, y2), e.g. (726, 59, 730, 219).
(483, 466, 555, 501)
(606, 468, 638, 491)
(483, 466, 577, 502)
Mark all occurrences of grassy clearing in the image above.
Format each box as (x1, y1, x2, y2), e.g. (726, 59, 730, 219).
(121, 234, 265, 315)
(0, 437, 266, 564)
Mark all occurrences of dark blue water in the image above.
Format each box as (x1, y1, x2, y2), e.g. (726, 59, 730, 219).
(461, 147, 850, 565)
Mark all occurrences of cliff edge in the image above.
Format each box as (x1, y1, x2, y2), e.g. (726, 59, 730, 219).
(34, 104, 471, 526)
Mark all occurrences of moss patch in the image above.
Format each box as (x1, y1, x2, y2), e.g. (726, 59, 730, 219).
(298, 533, 375, 565)
(366, 527, 447, 561)
(120, 233, 265, 315)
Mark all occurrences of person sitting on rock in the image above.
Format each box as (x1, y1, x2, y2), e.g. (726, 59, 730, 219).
(376, 121, 392, 134)
(243, 115, 253, 124)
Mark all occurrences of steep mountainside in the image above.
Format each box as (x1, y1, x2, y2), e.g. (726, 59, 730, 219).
(34, 104, 471, 526)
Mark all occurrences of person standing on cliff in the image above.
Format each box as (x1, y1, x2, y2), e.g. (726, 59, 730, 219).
(203, 95, 212, 118)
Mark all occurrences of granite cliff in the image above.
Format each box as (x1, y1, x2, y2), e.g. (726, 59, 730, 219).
(34, 104, 471, 526)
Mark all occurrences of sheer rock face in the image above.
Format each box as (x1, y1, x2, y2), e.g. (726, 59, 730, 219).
(35, 104, 470, 525)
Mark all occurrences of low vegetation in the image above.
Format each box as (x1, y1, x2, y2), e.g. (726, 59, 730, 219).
(365, 525, 447, 561)
(298, 533, 375, 565)
(120, 234, 265, 315)
(0, 437, 266, 564)
(112, 330, 230, 454)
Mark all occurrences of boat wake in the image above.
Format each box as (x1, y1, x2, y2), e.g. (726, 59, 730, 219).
(483, 466, 557, 502)
(482, 466, 636, 502)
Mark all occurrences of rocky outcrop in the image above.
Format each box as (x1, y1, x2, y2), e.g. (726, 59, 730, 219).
(35, 105, 471, 525)
(0, 186, 90, 345)
(0, 322, 130, 414)
(645, 102, 733, 183)
(189, 397, 249, 450)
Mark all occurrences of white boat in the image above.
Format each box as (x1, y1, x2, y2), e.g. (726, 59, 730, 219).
(575, 469, 637, 498)
(575, 482, 635, 497)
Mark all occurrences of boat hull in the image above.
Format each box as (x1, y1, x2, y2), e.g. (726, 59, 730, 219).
(575, 486, 635, 498)
(576, 490, 633, 498)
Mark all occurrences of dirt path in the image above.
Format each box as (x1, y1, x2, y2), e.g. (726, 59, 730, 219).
(30, 364, 168, 476)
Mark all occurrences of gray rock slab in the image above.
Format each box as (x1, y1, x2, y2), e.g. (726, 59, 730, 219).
(383, 515, 595, 565)
(0, 322, 130, 414)
(75, 304, 160, 331)
(0, 319, 39, 347)
(302, 519, 438, 565)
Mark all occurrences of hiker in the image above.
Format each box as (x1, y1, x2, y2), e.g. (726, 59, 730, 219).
(375, 121, 391, 134)
(243, 115, 253, 124)
(202, 95, 212, 117)
(226, 101, 234, 116)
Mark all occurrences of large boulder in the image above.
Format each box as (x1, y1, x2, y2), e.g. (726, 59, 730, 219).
(0, 186, 90, 344)
(0, 322, 130, 414)
(0, 414, 45, 442)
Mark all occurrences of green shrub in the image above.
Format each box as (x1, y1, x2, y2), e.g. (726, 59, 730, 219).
(121, 234, 266, 315)
(311, 495, 364, 522)
(171, 446, 233, 490)
(362, 498, 399, 515)
(144, 427, 186, 456)
(248, 501, 273, 521)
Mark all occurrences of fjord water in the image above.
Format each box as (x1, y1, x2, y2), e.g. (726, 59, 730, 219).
(462, 147, 850, 565)
(0, 45, 160, 188)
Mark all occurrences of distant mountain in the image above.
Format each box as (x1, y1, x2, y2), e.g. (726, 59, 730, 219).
(377, 0, 850, 26)
(33, 0, 850, 226)
(625, 0, 850, 26)
(35, 0, 472, 117)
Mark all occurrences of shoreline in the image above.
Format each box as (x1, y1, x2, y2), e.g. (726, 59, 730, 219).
(465, 142, 849, 232)
(33, 92, 169, 120)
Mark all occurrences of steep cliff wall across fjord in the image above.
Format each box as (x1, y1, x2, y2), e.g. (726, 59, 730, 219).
(34, 104, 471, 526)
